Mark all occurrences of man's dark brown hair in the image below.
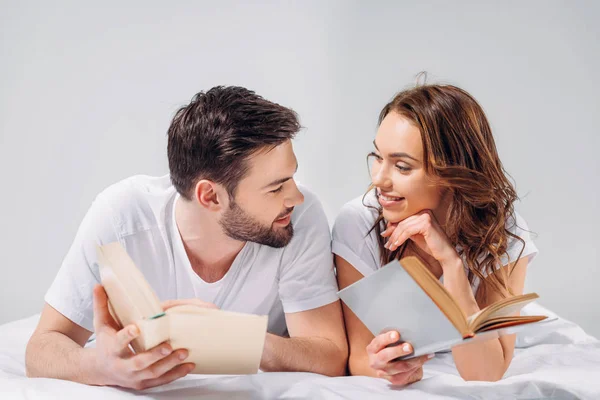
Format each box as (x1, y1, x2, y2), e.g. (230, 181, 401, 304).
(168, 86, 300, 200)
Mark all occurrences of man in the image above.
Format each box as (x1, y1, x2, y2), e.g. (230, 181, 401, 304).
(25, 86, 348, 389)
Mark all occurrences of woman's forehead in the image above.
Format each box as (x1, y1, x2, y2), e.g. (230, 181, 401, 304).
(375, 112, 423, 159)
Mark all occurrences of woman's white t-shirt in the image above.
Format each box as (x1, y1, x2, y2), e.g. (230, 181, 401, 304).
(332, 190, 539, 294)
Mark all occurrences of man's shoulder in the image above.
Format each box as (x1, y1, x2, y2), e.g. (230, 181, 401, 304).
(98, 174, 173, 199)
(291, 184, 327, 224)
(95, 174, 175, 232)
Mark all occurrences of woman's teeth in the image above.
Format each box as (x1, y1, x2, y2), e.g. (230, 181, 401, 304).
(379, 194, 403, 201)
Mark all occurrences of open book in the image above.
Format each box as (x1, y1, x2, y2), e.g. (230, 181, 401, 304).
(338, 256, 552, 359)
(96, 242, 268, 375)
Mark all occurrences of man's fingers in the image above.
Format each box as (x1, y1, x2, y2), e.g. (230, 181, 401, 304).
(134, 349, 189, 381)
(114, 324, 140, 354)
(135, 362, 195, 390)
(128, 343, 177, 372)
(93, 284, 116, 333)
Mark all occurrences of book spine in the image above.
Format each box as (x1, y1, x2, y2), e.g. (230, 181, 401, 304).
(132, 315, 171, 352)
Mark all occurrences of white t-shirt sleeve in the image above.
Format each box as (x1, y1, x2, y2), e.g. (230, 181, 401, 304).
(44, 194, 119, 332)
(332, 201, 381, 277)
(278, 191, 339, 314)
(500, 212, 539, 267)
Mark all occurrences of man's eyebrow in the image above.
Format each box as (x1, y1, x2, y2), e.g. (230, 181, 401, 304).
(373, 140, 420, 162)
(262, 162, 299, 189)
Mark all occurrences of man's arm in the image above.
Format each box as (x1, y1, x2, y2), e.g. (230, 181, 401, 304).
(26, 303, 97, 382)
(26, 285, 194, 389)
(259, 301, 348, 376)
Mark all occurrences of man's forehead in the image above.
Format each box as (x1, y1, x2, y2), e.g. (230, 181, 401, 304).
(241, 141, 297, 186)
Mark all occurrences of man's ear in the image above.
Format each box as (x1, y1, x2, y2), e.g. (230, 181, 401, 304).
(194, 180, 225, 211)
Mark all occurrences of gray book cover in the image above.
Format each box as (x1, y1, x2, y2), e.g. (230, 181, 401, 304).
(338, 259, 554, 359)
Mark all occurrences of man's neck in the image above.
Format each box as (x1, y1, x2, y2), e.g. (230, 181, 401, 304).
(175, 197, 245, 283)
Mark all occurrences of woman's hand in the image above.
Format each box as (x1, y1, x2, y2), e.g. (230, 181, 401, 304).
(366, 331, 433, 385)
(382, 210, 460, 269)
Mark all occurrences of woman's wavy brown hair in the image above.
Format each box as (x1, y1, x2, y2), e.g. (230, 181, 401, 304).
(368, 78, 525, 298)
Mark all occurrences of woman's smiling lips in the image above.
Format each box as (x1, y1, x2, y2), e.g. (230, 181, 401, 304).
(377, 189, 405, 208)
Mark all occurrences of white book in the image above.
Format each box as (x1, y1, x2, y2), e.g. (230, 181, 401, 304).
(96, 242, 268, 374)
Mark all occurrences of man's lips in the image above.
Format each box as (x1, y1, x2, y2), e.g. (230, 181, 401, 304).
(274, 209, 294, 223)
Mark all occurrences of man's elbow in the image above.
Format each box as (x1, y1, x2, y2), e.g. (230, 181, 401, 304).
(25, 336, 41, 378)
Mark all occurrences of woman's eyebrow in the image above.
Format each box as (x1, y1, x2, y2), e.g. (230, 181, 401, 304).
(373, 140, 419, 162)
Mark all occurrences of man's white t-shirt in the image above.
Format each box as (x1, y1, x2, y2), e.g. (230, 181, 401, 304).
(332, 190, 539, 294)
(45, 175, 339, 336)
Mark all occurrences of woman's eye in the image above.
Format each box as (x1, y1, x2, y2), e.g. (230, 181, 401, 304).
(270, 186, 284, 194)
(368, 152, 383, 161)
(396, 164, 411, 172)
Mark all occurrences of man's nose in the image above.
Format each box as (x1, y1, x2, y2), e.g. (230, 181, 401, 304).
(284, 181, 304, 208)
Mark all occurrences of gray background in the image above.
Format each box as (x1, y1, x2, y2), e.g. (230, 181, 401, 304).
(1, 1, 598, 337)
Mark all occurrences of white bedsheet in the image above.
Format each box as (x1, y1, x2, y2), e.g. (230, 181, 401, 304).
(1, 304, 599, 399)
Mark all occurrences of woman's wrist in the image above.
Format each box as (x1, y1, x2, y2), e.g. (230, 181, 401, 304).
(440, 257, 481, 316)
(440, 254, 463, 273)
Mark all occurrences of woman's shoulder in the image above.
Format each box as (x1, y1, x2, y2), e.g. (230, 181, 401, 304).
(502, 211, 539, 265)
(333, 190, 380, 233)
(332, 190, 383, 276)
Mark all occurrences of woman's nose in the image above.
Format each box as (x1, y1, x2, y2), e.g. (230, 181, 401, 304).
(371, 166, 393, 190)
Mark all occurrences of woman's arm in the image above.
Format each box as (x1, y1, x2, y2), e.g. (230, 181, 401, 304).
(444, 256, 529, 381)
(335, 255, 432, 385)
(383, 210, 529, 381)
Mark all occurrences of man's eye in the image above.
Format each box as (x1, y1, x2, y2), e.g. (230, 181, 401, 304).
(270, 186, 283, 193)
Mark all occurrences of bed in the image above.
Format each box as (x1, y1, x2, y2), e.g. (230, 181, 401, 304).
(1, 303, 599, 399)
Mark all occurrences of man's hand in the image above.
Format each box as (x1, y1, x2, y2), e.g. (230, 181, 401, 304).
(91, 285, 195, 390)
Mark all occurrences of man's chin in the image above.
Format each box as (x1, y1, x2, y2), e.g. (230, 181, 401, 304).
(264, 225, 294, 248)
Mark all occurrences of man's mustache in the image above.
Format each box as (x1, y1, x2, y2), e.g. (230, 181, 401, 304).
(275, 207, 294, 220)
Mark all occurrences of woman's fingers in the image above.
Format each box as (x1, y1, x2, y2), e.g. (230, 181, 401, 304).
(374, 341, 414, 367)
(367, 331, 402, 356)
(380, 365, 424, 386)
(386, 220, 421, 251)
(381, 222, 398, 237)
(382, 354, 433, 375)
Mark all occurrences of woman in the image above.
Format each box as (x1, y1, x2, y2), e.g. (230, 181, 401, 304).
(332, 81, 538, 384)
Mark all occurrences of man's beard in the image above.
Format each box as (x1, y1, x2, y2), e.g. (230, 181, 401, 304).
(220, 200, 294, 248)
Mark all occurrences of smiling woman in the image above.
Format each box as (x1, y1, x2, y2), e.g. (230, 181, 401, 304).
(333, 78, 539, 384)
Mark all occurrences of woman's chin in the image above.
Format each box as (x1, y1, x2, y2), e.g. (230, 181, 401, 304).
(382, 209, 406, 224)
